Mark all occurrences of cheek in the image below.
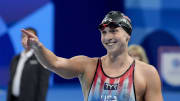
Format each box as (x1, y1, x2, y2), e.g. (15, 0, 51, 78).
(122, 34, 127, 41)
(101, 36, 105, 43)
(22, 38, 26, 43)
(22, 37, 28, 44)
(116, 35, 125, 43)
(120, 37, 128, 45)
(21, 41, 26, 48)
(22, 39, 25, 44)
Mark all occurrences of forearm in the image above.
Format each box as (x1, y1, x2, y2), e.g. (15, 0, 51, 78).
(32, 42, 59, 70)
(31, 42, 85, 79)
(21, 29, 80, 77)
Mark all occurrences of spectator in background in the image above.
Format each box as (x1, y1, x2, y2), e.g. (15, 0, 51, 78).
(7, 27, 50, 101)
(128, 44, 149, 64)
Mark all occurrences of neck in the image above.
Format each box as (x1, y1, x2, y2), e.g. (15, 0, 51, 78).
(103, 50, 133, 68)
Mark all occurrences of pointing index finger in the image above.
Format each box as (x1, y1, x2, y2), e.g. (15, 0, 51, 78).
(21, 29, 37, 38)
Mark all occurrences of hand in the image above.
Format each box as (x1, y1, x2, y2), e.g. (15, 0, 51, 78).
(21, 29, 41, 50)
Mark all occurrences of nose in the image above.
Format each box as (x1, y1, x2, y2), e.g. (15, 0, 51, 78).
(104, 32, 114, 41)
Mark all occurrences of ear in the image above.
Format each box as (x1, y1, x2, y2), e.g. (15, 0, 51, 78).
(126, 36, 130, 42)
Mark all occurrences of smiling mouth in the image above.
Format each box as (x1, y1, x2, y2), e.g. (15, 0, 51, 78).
(105, 42, 117, 46)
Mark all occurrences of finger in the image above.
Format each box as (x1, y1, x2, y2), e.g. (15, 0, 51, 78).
(21, 29, 37, 38)
(29, 38, 36, 42)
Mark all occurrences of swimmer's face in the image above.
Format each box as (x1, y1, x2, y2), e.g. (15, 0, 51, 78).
(100, 27, 130, 54)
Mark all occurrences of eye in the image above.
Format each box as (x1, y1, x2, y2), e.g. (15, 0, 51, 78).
(109, 29, 118, 33)
(101, 30, 107, 34)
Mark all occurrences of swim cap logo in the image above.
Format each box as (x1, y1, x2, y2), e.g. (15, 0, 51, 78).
(102, 17, 112, 23)
(120, 18, 132, 28)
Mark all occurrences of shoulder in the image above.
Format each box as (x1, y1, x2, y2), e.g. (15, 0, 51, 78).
(135, 60, 160, 84)
(11, 54, 20, 61)
(135, 60, 158, 74)
(70, 55, 99, 73)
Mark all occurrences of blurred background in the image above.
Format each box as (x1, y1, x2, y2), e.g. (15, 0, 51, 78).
(0, 0, 180, 101)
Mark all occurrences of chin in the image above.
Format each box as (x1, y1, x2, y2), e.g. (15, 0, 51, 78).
(106, 47, 118, 53)
(107, 47, 125, 55)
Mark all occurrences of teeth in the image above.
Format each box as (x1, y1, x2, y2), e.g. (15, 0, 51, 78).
(106, 43, 115, 46)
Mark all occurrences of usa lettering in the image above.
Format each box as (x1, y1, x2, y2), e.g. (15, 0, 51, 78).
(101, 95, 117, 101)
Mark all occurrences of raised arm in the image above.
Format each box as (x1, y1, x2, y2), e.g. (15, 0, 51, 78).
(21, 29, 88, 79)
(145, 66, 163, 101)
